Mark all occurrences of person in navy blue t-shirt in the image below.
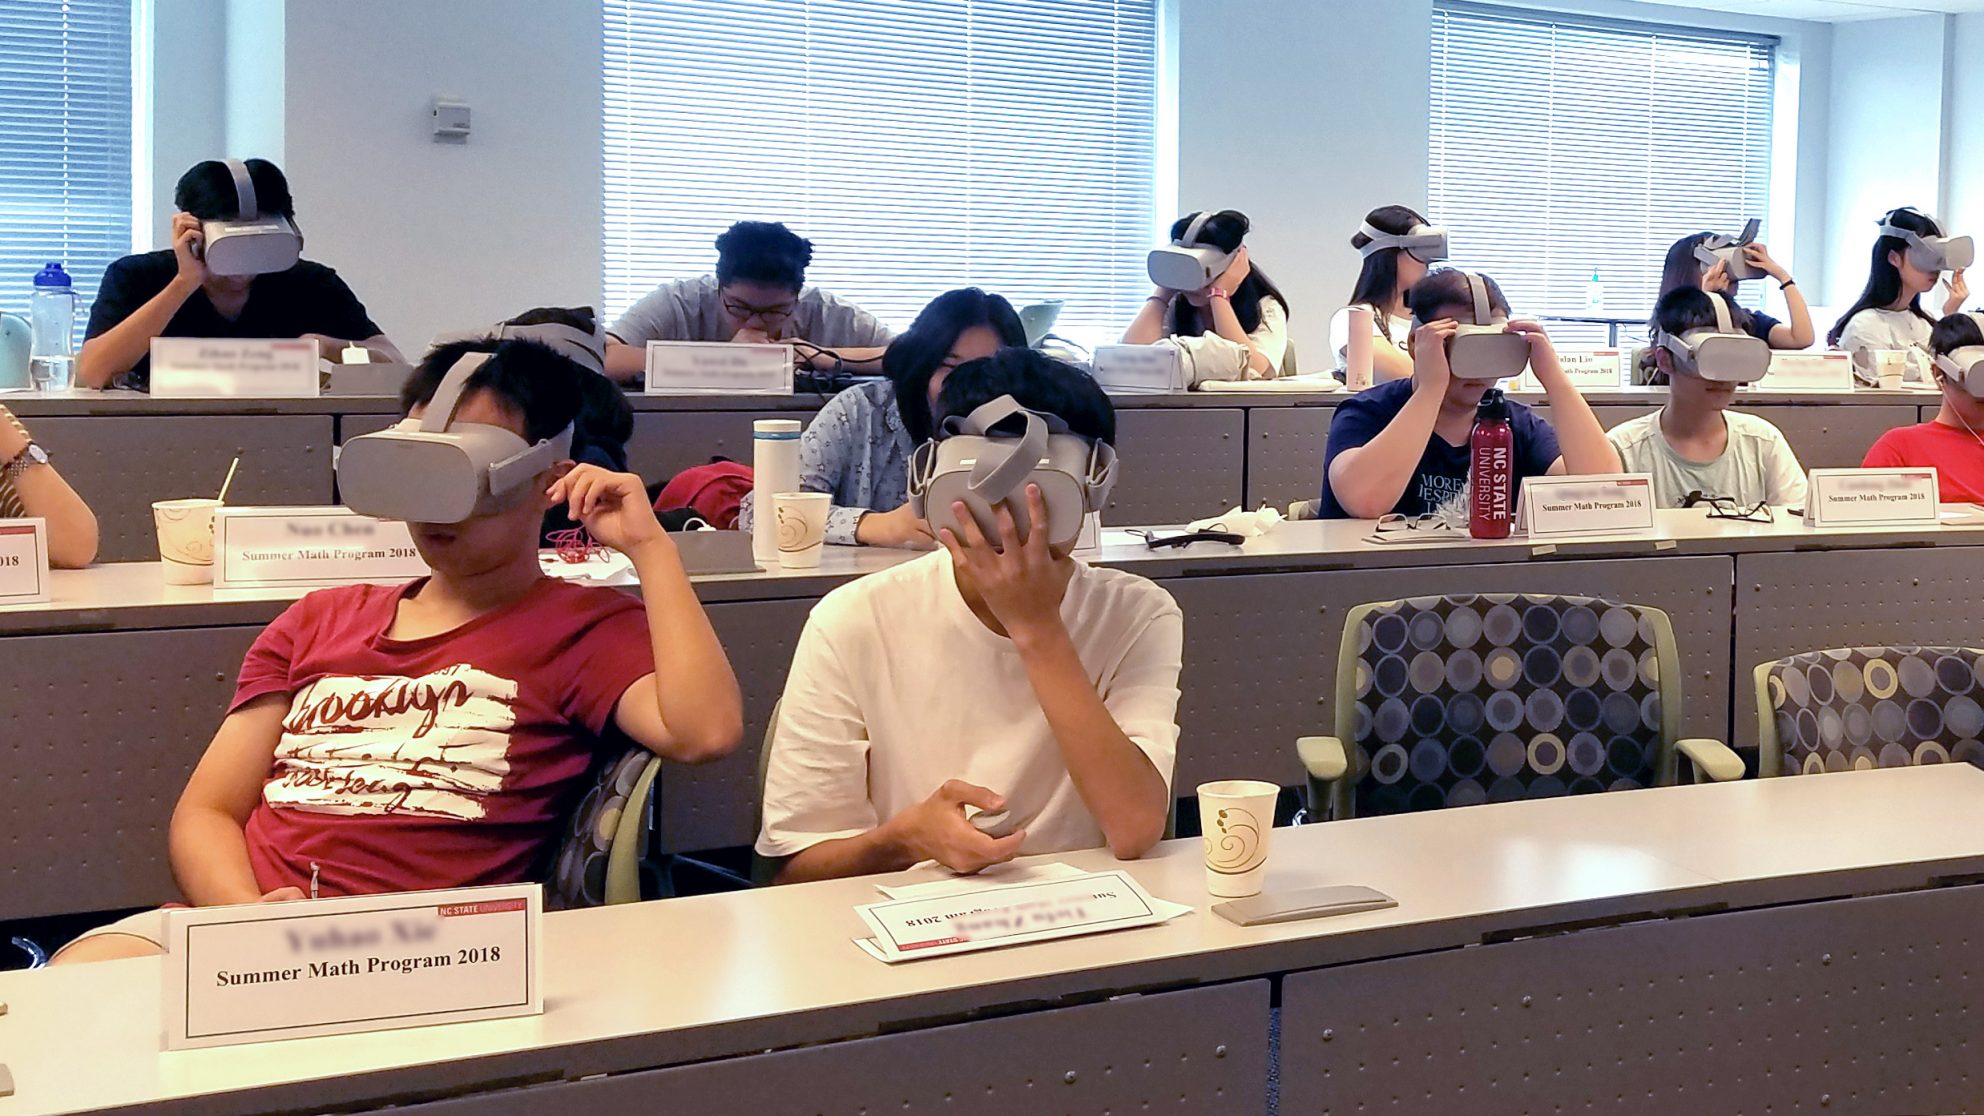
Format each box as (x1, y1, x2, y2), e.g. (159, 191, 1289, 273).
(1319, 269, 1620, 520)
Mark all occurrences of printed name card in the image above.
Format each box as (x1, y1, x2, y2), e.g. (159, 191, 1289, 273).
(1090, 344, 1185, 394)
(0, 518, 50, 604)
(853, 869, 1188, 963)
(1553, 349, 1626, 390)
(150, 337, 320, 398)
(1803, 468, 1940, 527)
(644, 341, 794, 395)
(213, 507, 429, 589)
(1517, 474, 1658, 539)
(1762, 352, 1855, 391)
(162, 884, 541, 1050)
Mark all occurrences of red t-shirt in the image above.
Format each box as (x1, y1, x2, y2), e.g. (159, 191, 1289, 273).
(231, 577, 654, 898)
(1862, 421, 1984, 504)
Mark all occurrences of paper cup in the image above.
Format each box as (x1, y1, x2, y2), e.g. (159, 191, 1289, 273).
(153, 498, 222, 585)
(1874, 349, 1908, 390)
(1197, 779, 1279, 898)
(773, 492, 831, 569)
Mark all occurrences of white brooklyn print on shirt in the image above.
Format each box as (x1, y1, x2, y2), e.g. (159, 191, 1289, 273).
(265, 664, 520, 820)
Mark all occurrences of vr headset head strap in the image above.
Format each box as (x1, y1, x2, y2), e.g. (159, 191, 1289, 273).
(419, 351, 490, 434)
(943, 395, 1052, 504)
(1467, 272, 1495, 325)
(1709, 291, 1737, 334)
(487, 424, 574, 498)
(1176, 210, 1214, 248)
(490, 321, 607, 377)
(224, 159, 259, 221)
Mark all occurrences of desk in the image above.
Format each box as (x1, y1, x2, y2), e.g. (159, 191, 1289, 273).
(0, 767, 1978, 1115)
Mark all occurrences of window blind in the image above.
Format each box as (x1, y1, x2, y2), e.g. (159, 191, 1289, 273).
(0, 0, 131, 335)
(603, 0, 1159, 347)
(1428, 3, 1775, 342)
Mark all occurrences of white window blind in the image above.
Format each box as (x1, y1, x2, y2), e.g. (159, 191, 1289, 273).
(603, 0, 1159, 347)
(0, 0, 131, 333)
(1428, 3, 1775, 342)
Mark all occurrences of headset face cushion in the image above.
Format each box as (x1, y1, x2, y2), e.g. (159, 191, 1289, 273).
(1447, 330, 1530, 381)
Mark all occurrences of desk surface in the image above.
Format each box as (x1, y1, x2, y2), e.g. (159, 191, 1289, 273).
(1, 765, 1978, 1116)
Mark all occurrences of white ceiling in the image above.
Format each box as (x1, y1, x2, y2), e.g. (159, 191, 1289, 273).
(1660, 0, 1984, 18)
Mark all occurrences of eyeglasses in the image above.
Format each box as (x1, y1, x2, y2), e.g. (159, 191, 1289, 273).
(721, 297, 797, 324)
(1375, 513, 1455, 534)
(1683, 491, 1773, 523)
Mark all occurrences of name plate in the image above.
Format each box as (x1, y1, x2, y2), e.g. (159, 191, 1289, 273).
(213, 506, 429, 588)
(854, 869, 1183, 963)
(1762, 351, 1855, 391)
(162, 884, 541, 1050)
(1803, 468, 1940, 527)
(644, 341, 793, 395)
(1518, 473, 1658, 539)
(150, 337, 320, 398)
(0, 518, 51, 604)
(1554, 349, 1626, 390)
(1091, 344, 1185, 394)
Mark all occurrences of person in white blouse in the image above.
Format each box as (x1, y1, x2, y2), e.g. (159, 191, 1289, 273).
(1829, 207, 1971, 384)
(1122, 209, 1291, 380)
(1330, 205, 1445, 383)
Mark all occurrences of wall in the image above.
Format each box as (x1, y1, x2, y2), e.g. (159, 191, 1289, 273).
(1944, 14, 1984, 262)
(147, 0, 227, 245)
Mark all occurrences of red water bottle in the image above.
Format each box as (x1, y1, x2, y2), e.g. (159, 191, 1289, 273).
(1469, 388, 1514, 539)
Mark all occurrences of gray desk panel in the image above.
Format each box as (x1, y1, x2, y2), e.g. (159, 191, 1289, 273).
(1161, 556, 1731, 794)
(339, 413, 397, 442)
(1245, 406, 1332, 510)
(628, 409, 798, 489)
(1281, 882, 1984, 1116)
(405, 980, 1269, 1115)
(32, 415, 334, 563)
(1751, 404, 1918, 470)
(1733, 547, 1984, 751)
(1108, 407, 1244, 524)
(1, 626, 260, 920)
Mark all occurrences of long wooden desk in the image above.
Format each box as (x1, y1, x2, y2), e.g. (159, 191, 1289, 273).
(0, 766, 1978, 1115)
(4, 511, 1984, 922)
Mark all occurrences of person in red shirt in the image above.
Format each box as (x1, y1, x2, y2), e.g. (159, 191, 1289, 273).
(1863, 313, 1984, 504)
(54, 331, 743, 963)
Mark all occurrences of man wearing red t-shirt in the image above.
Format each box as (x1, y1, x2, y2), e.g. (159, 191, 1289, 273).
(55, 330, 742, 963)
(1863, 313, 1984, 505)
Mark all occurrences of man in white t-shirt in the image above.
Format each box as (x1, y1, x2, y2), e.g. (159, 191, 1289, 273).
(1610, 287, 1808, 509)
(758, 350, 1183, 883)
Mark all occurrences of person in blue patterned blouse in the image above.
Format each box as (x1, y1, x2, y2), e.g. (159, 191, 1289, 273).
(740, 288, 1026, 547)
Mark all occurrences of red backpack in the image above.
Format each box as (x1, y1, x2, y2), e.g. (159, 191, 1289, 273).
(654, 459, 753, 530)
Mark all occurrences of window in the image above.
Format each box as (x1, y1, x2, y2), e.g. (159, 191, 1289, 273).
(1428, 3, 1775, 342)
(0, 0, 132, 338)
(603, 0, 1159, 348)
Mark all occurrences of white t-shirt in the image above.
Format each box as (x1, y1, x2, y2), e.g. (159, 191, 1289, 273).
(1164, 296, 1290, 381)
(1606, 409, 1809, 509)
(757, 549, 1184, 860)
(607, 273, 894, 348)
(1328, 305, 1413, 377)
(1836, 306, 1935, 384)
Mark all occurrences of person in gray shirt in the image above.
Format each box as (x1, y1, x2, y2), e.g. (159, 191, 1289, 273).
(604, 221, 894, 384)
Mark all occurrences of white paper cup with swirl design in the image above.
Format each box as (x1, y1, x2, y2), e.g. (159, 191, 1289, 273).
(772, 492, 831, 569)
(153, 498, 222, 585)
(1197, 779, 1278, 898)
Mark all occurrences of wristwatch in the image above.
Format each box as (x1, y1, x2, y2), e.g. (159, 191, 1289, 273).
(2, 442, 47, 479)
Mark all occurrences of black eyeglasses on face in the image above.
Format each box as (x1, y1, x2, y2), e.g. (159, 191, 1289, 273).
(721, 298, 797, 323)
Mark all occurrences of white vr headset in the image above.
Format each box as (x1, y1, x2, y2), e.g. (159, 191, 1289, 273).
(1933, 312, 1984, 396)
(1357, 221, 1450, 264)
(1693, 219, 1764, 282)
(337, 343, 576, 524)
(1879, 210, 1975, 273)
(1413, 272, 1529, 381)
(1650, 292, 1771, 384)
(195, 159, 302, 277)
(1146, 211, 1235, 293)
(908, 395, 1117, 551)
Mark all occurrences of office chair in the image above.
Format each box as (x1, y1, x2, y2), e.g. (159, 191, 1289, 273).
(1754, 646, 1984, 776)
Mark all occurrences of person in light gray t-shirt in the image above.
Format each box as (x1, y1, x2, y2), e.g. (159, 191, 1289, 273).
(603, 220, 893, 383)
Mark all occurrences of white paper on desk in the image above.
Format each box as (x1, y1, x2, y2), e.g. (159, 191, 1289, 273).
(1194, 375, 1342, 393)
(876, 861, 1086, 900)
(539, 548, 636, 585)
(854, 869, 1190, 964)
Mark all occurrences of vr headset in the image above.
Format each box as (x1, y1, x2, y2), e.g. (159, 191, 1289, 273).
(1693, 219, 1764, 282)
(433, 318, 609, 378)
(1650, 291, 1771, 384)
(195, 159, 302, 277)
(1146, 211, 1234, 293)
(1356, 221, 1450, 264)
(1932, 312, 1984, 396)
(337, 346, 575, 524)
(1878, 209, 1975, 273)
(1413, 272, 1529, 381)
(908, 395, 1118, 551)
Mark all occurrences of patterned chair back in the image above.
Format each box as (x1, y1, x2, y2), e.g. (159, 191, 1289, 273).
(546, 745, 663, 910)
(1335, 593, 1682, 818)
(1755, 647, 1984, 777)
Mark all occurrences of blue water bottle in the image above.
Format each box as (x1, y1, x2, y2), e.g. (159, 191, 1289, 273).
(30, 263, 77, 391)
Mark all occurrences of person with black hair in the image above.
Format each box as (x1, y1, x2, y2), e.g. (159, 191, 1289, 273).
(1122, 209, 1291, 379)
(1657, 232, 1813, 349)
(1831, 207, 1970, 384)
(736, 288, 1025, 548)
(603, 220, 893, 383)
(1320, 268, 1619, 520)
(1331, 205, 1437, 382)
(79, 158, 399, 390)
(759, 349, 1180, 884)
(1609, 288, 1806, 509)
(1863, 312, 1984, 503)
(52, 334, 742, 965)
